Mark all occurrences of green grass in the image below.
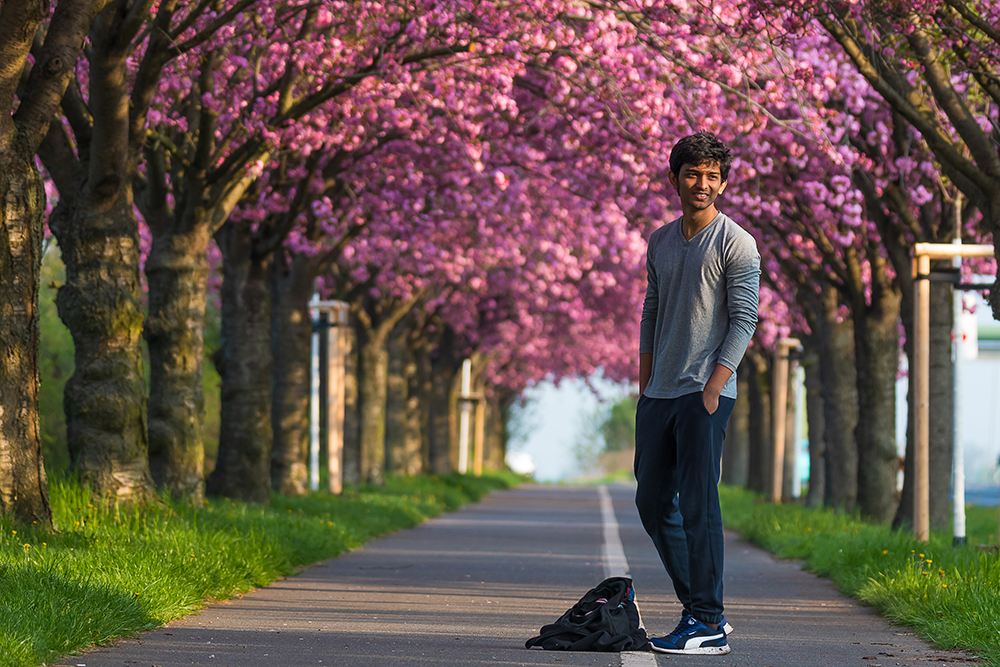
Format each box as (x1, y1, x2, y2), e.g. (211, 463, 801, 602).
(720, 485, 1000, 665)
(0, 471, 524, 667)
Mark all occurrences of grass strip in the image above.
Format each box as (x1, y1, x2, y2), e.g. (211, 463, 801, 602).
(720, 485, 1000, 666)
(0, 471, 524, 667)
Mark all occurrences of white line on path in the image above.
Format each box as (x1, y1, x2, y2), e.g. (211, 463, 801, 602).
(598, 485, 658, 667)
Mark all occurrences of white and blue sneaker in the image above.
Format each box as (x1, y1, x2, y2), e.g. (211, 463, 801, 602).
(649, 615, 730, 655)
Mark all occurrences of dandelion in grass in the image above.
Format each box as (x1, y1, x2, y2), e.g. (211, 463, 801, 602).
(883, 550, 888, 555)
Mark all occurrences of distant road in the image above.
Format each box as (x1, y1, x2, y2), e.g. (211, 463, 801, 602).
(965, 485, 1000, 506)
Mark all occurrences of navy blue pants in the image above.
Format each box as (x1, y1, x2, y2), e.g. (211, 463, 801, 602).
(634, 391, 735, 626)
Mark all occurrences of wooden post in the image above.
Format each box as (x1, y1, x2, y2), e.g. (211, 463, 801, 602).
(911, 242, 992, 542)
(327, 303, 348, 495)
(914, 253, 932, 542)
(473, 396, 486, 476)
(771, 337, 801, 504)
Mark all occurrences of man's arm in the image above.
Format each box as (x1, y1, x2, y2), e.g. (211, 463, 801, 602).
(639, 353, 653, 396)
(701, 363, 733, 414)
(639, 234, 658, 397)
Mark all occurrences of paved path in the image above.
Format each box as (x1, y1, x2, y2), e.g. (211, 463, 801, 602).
(59, 485, 981, 667)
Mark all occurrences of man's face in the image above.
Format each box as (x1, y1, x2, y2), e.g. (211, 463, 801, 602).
(668, 161, 727, 211)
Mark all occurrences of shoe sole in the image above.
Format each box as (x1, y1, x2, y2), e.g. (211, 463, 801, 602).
(651, 644, 732, 655)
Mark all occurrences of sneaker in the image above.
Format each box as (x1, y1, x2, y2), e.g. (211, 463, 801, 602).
(649, 615, 730, 655)
(680, 612, 734, 635)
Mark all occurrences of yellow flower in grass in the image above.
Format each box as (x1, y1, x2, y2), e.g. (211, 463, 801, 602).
(882, 550, 889, 555)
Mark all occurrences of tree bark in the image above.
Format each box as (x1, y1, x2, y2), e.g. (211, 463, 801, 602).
(0, 147, 53, 527)
(429, 327, 462, 474)
(801, 348, 826, 508)
(385, 323, 408, 476)
(409, 330, 435, 474)
(816, 285, 858, 512)
(1, 0, 115, 526)
(47, 187, 152, 502)
(356, 321, 390, 485)
(782, 365, 797, 501)
(852, 284, 902, 522)
(206, 221, 272, 502)
(269, 252, 318, 495)
(352, 293, 422, 484)
(745, 349, 771, 495)
(144, 221, 210, 503)
(342, 324, 361, 485)
(386, 319, 423, 476)
(484, 392, 511, 471)
(928, 278, 955, 531)
(895, 275, 955, 531)
(721, 361, 750, 487)
(40, 8, 155, 501)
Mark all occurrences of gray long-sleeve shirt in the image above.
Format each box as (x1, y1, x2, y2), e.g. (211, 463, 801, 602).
(640, 212, 760, 399)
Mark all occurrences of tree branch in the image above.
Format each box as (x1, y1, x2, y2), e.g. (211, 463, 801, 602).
(0, 0, 46, 147)
(942, 0, 1000, 47)
(13, 0, 111, 152)
(37, 116, 82, 193)
(904, 14, 999, 177)
(818, 14, 993, 197)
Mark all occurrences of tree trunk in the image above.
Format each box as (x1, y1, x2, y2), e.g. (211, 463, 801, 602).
(429, 327, 461, 474)
(355, 320, 390, 485)
(410, 332, 435, 474)
(385, 324, 408, 476)
(269, 253, 317, 495)
(144, 221, 209, 503)
(0, 148, 53, 527)
(782, 367, 797, 501)
(46, 172, 153, 504)
(928, 278, 955, 531)
(352, 294, 421, 484)
(342, 324, 361, 485)
(39, 21, 154, 503)
(206, 221, 272, 502)
(396, 320, 424, 475)
(745, 349, 771, 495)
(722, 361, 750, 487)
(895, 275, 955, 531)
(853, 285, 902, 522)
(484, 392, 510, 471)
(802, 349, 826, 508)
(816, 285, 858, 512)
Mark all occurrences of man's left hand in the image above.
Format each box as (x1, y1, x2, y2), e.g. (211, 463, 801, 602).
(702, 387, 720, 415)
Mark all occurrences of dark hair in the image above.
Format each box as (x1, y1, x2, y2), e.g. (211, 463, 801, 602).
(669, 131, 732, 182)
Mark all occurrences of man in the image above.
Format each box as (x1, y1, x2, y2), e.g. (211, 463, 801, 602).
(635, 131, 760, 655)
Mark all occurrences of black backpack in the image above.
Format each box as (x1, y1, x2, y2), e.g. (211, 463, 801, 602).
(525, 577, 649, 651)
